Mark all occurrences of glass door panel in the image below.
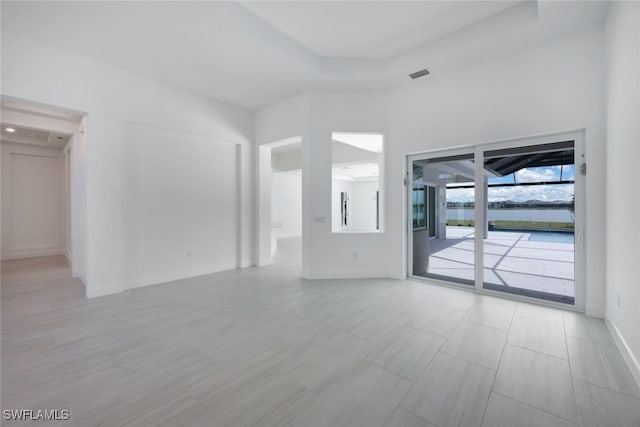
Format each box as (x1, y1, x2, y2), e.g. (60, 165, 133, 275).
(411, 154, 475, 285)
(481, 142, 576, 304)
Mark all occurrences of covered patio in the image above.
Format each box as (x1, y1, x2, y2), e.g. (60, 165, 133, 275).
(419, 226, 575, 302)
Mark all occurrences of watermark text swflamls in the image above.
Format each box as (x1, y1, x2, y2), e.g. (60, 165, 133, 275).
(3, 409, 70, 421)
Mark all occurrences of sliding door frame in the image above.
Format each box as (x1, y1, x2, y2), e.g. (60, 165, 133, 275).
(406, 129, 586, 312)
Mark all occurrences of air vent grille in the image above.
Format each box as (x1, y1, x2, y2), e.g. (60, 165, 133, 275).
(409, 69, 430, 79)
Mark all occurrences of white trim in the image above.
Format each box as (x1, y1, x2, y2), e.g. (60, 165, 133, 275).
(1, 248, 64, 260)
(72, 270, 86, 286)
(474, 146, 485, 292)
(408, 274, 584, 313)
(86, 284, 121, 299)
(86, 264, 248, 298)
(258, 256, 273, 267)
(605, 318, 640, 388)
(404, 128, 587, 158)
(585, 303, 605, 319)
(123, 263, 240, 291)
(304, 270, 393, 280)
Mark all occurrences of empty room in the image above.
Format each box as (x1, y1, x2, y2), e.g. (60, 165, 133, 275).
(1, 1, 639, 426)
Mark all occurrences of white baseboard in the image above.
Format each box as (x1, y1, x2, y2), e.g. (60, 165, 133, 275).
(605, 317, 640, 387)
(258, 257, 273, 267)
(585, 303, 605, 319)
(123, 263, 240, 291)
(85, 263, 251, 298)
(304, 270, 394, 280)
(387, 268, 406, 280)
(76, 274, 87, 287)
(2, 248, 64, 260)
(86, 284, 121, 298)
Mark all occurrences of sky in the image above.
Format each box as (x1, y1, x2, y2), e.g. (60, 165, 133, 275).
(447, 165, 575, 203)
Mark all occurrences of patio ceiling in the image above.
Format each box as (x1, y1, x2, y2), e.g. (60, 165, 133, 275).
(484, 141, 575, 177)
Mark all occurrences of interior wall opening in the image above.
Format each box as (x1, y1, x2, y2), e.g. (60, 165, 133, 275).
(1, 96, 86, 286)
(331, 132, 384, 233)
(1, 98, 83, 263)
(270, 139, 302, 270)
(258, 137, 303, 272)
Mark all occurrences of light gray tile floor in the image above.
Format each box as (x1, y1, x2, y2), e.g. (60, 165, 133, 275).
(2, 239, 638, 426)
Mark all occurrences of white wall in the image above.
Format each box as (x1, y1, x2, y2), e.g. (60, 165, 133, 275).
(121, 124, 241, 289)
(271, 171, 302, 238)
(305, 91, 389, 279)
(1, 143, 65, 260)
(272, 149, 302, 172)
(256, 27, 607, 314)
(1, 32, 255, 297)
(331, 178, 379, 232)
(351, 180, 379, 231)
(604, 1, 640, 383)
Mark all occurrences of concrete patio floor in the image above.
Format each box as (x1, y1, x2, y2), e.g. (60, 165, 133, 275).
(420, 227, 575, 299)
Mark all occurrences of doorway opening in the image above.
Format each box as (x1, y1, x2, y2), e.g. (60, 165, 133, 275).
(408, 132, 584, 308)
(258, 137, 303, 272)
(1, 96, 87, 308)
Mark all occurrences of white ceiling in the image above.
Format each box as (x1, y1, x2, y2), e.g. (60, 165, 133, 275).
(332, 132, 383, 154)
(242, 1, 522, 59)
(271, 140, 302, 155)
(0, 1, 609, 110)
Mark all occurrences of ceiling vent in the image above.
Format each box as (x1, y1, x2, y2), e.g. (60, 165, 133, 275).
(409, 68, 430, 79)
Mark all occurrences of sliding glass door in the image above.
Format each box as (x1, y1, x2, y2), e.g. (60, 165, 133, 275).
(409, 152, 476, 286)
(408, 133, 584, 308)
(481, 141, 576, 304)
